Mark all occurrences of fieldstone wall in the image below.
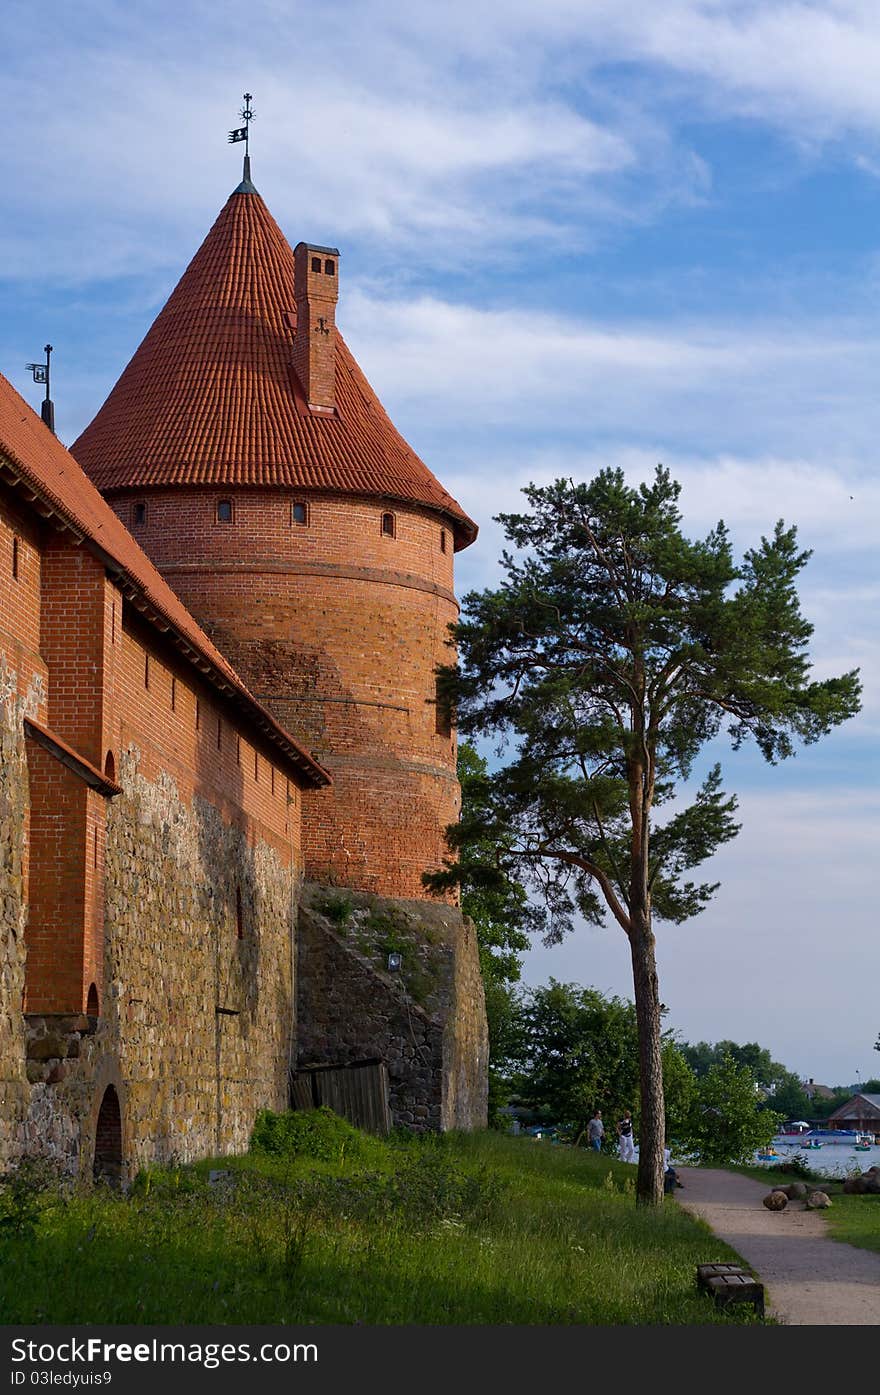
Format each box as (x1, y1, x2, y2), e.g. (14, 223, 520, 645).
(296, 884, 487, 1131)
(0, 661, 32, 1169)
(5, 745, 300, 1179)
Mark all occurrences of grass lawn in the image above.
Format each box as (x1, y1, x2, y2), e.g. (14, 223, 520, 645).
(0, 1114, 761, 1325)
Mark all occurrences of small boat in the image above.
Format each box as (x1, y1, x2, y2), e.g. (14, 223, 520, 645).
(854, 1142, 872, 1151)
(757, 1151, 781, 1162)
(800, 1138, 823, 1149)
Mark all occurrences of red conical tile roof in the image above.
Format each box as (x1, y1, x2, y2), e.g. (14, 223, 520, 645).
(71, 184, 476, 548)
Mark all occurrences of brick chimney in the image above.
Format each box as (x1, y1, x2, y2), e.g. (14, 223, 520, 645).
(293, 242, 340, 412)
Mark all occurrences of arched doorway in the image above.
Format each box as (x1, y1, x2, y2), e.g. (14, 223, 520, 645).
(86, 983, 99, 1017)
(93, 1085, 123, 1184)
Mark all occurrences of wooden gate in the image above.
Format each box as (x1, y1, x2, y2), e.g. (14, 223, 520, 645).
(291, 1058, 392, 1135)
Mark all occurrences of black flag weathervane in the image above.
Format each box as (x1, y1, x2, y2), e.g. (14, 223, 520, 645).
(228, 92, 254, 158)
(25, 344, 55, 434)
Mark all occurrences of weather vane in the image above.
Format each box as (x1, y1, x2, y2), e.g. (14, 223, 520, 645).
(25, 344, 55, 434)
(228, 92, 255, 159)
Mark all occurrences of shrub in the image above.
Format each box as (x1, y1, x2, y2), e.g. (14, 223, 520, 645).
(249, 1107, 372, 1165)
(774, 1152, 813, 1180)
(0, 1158, 63, 1240)
(314, 893, 353, 929)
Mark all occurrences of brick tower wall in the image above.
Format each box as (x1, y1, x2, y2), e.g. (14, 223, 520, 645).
(109, 488, 461, 901)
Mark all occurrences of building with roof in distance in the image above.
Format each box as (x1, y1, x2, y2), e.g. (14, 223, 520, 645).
(801, 1078, 836, 1103)
(0, 154, 488, 1182)
(827, 1094, 880, 1135)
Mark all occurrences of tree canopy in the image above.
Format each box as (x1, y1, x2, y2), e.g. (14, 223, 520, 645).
(442, 467, 861, 1203)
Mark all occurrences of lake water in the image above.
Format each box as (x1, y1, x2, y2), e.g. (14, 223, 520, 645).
(756, 1138, 880, 1179)
(632, 1137, 880, 1178)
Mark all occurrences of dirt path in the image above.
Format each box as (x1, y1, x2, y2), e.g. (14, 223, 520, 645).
(677, 1166, 880, 1325)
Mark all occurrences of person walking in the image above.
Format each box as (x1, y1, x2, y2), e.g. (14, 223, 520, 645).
(586, 1109, 604, 1152)
(617, 1109, 636, 1163)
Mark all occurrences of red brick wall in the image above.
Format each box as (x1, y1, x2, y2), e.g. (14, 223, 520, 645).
(23, 742, 91, 1012)
(0, 492, 47, 708)
(1, 484, 306, 1016)
(108, 487, 460, 898)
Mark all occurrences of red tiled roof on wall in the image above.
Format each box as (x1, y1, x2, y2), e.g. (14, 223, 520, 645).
(0, 371, 329, 787)
(70, 186, 477, 549)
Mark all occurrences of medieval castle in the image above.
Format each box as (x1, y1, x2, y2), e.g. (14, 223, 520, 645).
(0, 155, 488, 1182)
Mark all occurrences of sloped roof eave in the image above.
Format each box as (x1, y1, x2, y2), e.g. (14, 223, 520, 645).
(0, 379, 330, 790)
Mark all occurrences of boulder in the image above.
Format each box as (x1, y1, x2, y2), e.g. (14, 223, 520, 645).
(780, 1183, 808, 1200)
(763, 1190, 788, 1211)
(843, 1176, 866, 1194)
(805, 1191, 831, 1209)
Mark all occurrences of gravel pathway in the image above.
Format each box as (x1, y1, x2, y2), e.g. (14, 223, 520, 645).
(677, 1166, 880, 1325)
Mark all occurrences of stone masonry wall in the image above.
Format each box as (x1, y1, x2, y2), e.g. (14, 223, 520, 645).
(0, 663, 32, 1170)
(18, 747, 300, 1176)
(296, 884, 487, 1131)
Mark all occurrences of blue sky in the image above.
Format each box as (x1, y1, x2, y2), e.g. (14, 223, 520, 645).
(3, 0, 879, 1088)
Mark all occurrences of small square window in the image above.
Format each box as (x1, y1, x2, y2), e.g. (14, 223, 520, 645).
(292, 501, 308, 526)
(217, 500, 233, 523)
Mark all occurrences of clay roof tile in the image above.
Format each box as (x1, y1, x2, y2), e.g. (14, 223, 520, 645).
(70, 186, 476, 549)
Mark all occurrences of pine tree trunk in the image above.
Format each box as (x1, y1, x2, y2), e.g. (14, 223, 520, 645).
(629, 919, 666, 1206)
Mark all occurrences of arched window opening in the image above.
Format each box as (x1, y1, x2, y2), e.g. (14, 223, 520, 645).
(381, 512, 395, 538)
(86, 983, 99, 1017)
(93, 1085, 122, 1184)
(311, 256, 322, 273)
(132, 502, 146, 527)
(440, 528, 447, 553)
(104, 750, 116, 782)
(324, 258, 335, 275)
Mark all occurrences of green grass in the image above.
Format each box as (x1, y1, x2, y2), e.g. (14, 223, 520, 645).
(0, 1121, 762, 1325)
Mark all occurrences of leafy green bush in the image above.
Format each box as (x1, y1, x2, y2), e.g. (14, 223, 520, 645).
(249, 1107, 373, 1164)
(0, 1158, 63, 1240)
(679, 1054, 780, 1166)
(314, 893, 353, 929)
(774, 1152, 813, 1179)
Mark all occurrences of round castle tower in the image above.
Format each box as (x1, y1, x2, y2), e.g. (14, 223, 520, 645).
(71, 164, 477, 901)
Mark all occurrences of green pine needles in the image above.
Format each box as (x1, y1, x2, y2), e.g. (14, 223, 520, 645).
(440, 466, 861, 1205)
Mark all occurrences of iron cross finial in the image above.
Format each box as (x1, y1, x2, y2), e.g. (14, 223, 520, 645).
(228, 92, 255, 160)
